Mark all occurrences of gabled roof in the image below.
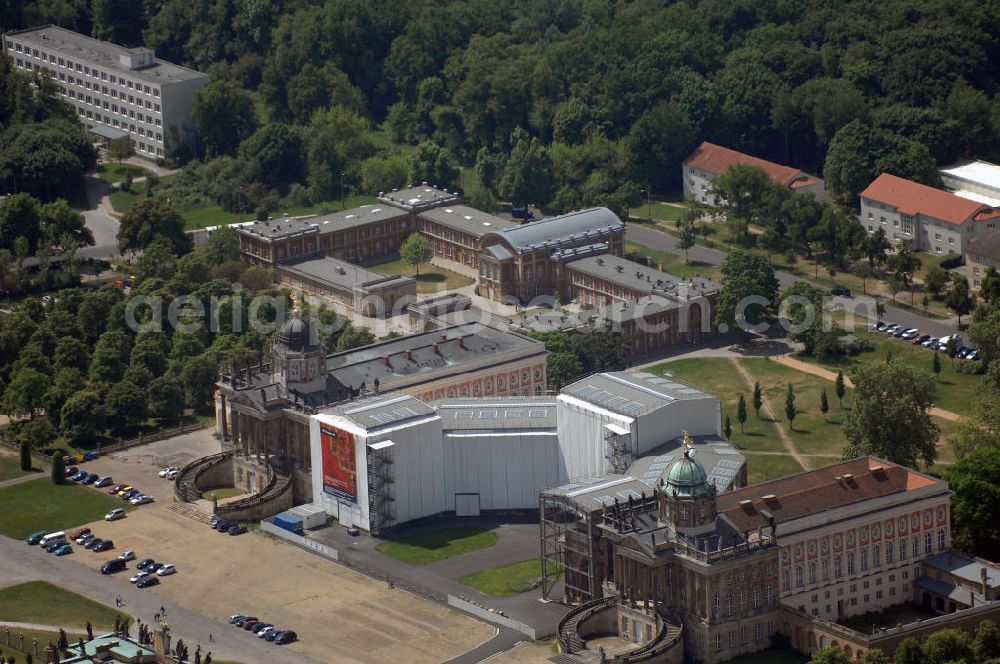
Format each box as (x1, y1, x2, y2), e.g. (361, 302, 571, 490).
(860, 173, 992, 226)
(683, 142, 804, 186)
(718, 457, 941, 532)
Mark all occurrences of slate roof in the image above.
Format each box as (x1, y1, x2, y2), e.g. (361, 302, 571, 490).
(419, 205, 517, 237)
(486, 208, 623, 255)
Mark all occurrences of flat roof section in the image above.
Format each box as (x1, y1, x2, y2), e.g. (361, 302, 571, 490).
(237, 205, 408, 242)
(379, 185, 460, 212)
(418, 205, 518, 237)
(433, 396, 558, 430)
(5, 25, 206, 83)
(941, 159, 1000, 195)
(560, 370, 715, 417)
(320, 393, 436, 431)
(279, 256, 414, 291)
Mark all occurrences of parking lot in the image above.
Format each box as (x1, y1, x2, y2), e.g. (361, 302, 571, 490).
(30, 431, 493, 663)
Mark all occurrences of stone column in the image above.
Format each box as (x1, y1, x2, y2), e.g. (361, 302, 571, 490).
(219, 394, 228, 440)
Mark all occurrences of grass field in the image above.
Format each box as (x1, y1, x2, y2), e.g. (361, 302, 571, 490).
(722, 649, 808, 664)
(0, 453, 39, 482)
(625, 241, 721, 280)
(95, 163, 150, 184)
(0, 581, 126, 629)
(630, 200, 688, 223)
(200, 486, 244, 500)
(0, 478, 134, 540)
(370, 258, 475, 294)
(799, 330, 985, 416)
(0, 625, 66, 655)
(375, 527, 498, 565)
(458, 559, 561, 597)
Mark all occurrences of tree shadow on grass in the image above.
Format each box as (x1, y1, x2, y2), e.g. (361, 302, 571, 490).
(414, 273, 446, 283)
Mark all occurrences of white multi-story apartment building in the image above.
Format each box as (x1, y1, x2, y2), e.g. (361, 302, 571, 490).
(3, 25, 209, 159)
(859, 173, 1000, 256)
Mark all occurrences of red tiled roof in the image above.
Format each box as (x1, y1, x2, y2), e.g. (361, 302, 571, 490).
(683, 142, 803, 186)
(790, 177, 819, 189)
(860, 173, 992, 226)
(718, 457, 940, 533)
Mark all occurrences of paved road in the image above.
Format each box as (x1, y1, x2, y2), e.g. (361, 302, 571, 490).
(442, 627, 524, 664)
(78, 177, 120, 262)
(626, 223, 956, 339)
(0, 534, 320, 664)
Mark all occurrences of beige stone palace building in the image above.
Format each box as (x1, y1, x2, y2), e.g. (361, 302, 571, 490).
(550, 452, 1000, 663)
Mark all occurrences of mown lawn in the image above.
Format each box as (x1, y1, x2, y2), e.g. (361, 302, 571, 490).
(0, 478, 134, 540)
(95, 163, 150, 184)
(459, 558, 561, 597)
(200, 486, 244, 500)
(369, 257, 474, 294)
(0, 452, 40, 482)
(625, 241, 721, 281)
(375, 527, 498, 565)
(0, 581, 126, 629)
(798, 330, 986, 416)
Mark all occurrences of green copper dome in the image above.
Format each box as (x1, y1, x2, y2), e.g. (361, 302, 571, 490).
(665, 452, 711, 497)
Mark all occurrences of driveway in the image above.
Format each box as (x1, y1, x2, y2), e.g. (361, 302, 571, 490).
(77, 176, 120, 262)
(626, 223, 956, 339)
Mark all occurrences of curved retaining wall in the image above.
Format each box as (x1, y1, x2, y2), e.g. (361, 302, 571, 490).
(214, 473, 293, 521)
(174, 451, 235, 503)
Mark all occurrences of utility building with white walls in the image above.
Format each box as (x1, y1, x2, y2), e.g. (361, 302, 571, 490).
(307, 371, 735, 535)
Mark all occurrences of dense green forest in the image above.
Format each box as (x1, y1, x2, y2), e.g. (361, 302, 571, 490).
(4, 0, 1000, 214)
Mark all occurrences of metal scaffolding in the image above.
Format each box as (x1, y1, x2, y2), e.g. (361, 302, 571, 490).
(367, 441, 395, 537)
(604, 425, 632, 475)
(540, 494, 603, 604)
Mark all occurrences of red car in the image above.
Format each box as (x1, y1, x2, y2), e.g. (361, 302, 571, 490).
(65, 466, 79, 477)
(913, 334, 931, 345)
(67, 528, 91, 540)
(108, 484, 125, 495)
(242, 620, 260, 631)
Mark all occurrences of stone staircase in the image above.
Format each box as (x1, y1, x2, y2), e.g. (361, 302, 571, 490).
(167, 502, 213, 524)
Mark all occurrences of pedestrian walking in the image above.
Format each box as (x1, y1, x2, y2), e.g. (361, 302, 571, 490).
(160, 606, 166, 617)
(208, 633, 213, 643)
(154, 613, 160, 623)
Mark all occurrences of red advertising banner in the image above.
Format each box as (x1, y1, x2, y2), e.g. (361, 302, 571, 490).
(320, 424, 357, 503)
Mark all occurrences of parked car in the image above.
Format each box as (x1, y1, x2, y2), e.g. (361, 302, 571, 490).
(76, 533, 96, 545)
(882, 324, 900, 335)
(101, 559, 127, 575)
(913, 334, 930, 345)
(264, 629, 281, 642)
(511, 207, 534, 220)
(85, 538, 103, 550)
(242, 620, 260, 631)
(164, 469, 179, 480)
(130, 495, 154, 506)
(251, 623, 273, 636)
(84, 451, 99, 461)
(274, 631, 297, 645)
(136, 559, 155, 571)
(43, 540, 64, 552)
(26, 531, 47, 545)
(901, 328, 921, 340)
(94, 476, 113, 488)
(54, 543, 73, 556)
(120, 489, 140, 501)
(136, 576, 160, 589)
(145, 562, 164, 574)
(967, 349, 981, 361)
(115, 486, 133, 496)
(156, 564, 176, 576)
(118, 550, 136, 562)
(895, 327, 915, 338)
(93, 539, 114, 552)
(871, 321, 886, 332)
(130, 571, 150, 584)
(158, 466, 177, 478)
(228, 525, 247, 536)
(228, 615, 248, 624)
(64, 466, 79, 477)
(105, 508, 126, 522)
(922, 337, 939, 347)
(233, 616, 258, 627)
(67, 528, 90, 540)
(256, 625, 275, 638)
(214, 520, 232, 532)
(831, 287, 852, 297)
(71, 470, 88, 481)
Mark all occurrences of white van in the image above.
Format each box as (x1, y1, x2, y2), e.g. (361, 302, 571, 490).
(40, 532, 66, 546)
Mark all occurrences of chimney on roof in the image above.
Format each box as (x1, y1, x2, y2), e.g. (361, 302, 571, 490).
(432, 343, 440, 354)
(405, 350, 412, 361)
(457, 337, 465, 349)
(441, 334, 447, 342)
(382, 355, 390, 366)
(982, 567, 989, 596)
(658, 262, 664, 272)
